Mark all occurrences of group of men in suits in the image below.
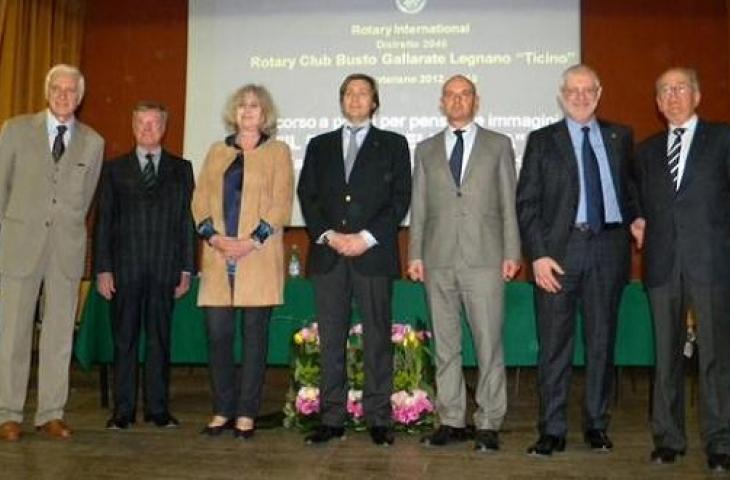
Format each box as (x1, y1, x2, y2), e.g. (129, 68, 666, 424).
(0, 65, 194, 441)
(1, 62, 728, 472)
(297, 66, 730, 471)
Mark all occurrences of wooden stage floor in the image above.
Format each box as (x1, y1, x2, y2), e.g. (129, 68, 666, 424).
(0, 366, 719, 479)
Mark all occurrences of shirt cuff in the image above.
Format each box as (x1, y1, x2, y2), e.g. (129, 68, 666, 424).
(317, 229, 335, 244)
(359, 230, 378, 248)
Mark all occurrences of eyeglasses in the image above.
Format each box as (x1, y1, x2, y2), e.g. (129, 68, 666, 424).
(49, 86, 78, 97)
(562, 87, 600, 99)
(658, 84, 692, 97)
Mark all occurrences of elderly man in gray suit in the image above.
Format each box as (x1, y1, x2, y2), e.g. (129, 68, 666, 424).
(0, 64, 104, 441)
(408, 74, 521, 452)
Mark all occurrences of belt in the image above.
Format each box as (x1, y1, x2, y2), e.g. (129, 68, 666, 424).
(574, 222, 623, 233)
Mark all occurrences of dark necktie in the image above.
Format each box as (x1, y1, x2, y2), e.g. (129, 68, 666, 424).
(667, 127, 686, 190)
(52, 125, 67, 162)
(344, 126, 362, 183)
(581, 126, 605, 233)
(142, 153, 156, 190)
(223, 153, 243, 237)
(449, 129, 464, 187)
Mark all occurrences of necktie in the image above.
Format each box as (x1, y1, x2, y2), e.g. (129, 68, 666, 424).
(52, 125, 67, 162)
(142, 153, 156, 190)
(667, 127, 686, 190)
(344, 126, 362, 182)
(449, 129, 464, 187)
(581, 126, 605, 233)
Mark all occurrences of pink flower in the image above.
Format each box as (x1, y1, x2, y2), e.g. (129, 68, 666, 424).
(391, 324, 411, 344)
(295, 387, 320, 416)
(347, 389, 364, 419)
(349, 323, 363, 336)
(390, 389, 434, 425)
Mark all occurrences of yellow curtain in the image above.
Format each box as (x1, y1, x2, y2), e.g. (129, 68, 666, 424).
(0, 0, 86, 125)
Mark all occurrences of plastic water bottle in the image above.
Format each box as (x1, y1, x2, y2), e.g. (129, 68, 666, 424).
(288, 244, 301, 278)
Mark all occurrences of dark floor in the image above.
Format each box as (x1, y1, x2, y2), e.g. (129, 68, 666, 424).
(0, 365, 721, 479)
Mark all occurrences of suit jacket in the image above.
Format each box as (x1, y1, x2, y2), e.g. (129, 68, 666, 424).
(0, 111, 104, 279)
(517, 119, 637, 265)
(297, 125, 412, 277)
(94, 149, 195, 287)
(409, 125, 520, 269)
(192, 138, 293, 306)
(636, 120, 730, 288)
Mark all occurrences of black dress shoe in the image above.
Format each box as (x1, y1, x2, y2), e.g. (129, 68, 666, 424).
(233, 427, 255, 440)
(584, 429, 613, 452)
(527, 434, 566, 456)
(145, 413, 179, 428)
(105, 416, 132, 430)
(200, 418, 235, 436)
(650, 447, 683, 464)
(304, 425, 346, 444)
(369, 426, 394, 446)
(474, 429, 499, 452)
(421, 425, 468, 447)
(707, 453, 730, 472)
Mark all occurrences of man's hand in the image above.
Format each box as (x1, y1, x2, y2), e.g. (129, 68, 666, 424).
(97, 272, 116, 300)
(532, 256, 564, 293)
(407, 260, 425, 282)
(502, 260, 521, 281)
(338, 234, 369, 257)
(174, 272, 191, 299)
(630, 217, 646, 250)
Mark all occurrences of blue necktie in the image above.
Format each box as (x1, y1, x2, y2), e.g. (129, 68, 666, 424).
(449, 129, 464, 187)
(582, 126, 604, 233)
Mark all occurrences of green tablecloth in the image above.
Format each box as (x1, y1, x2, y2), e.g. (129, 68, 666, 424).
(73, 279, 655, 369)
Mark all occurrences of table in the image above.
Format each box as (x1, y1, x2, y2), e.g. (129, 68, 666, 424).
(74, 278, 655, 369)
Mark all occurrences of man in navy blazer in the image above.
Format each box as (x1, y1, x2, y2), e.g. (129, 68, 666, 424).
(297, 73, 411, 446)
(634, 68, 730, 472)
(94, 102, 194, 430)
(517, 64, 641, 456)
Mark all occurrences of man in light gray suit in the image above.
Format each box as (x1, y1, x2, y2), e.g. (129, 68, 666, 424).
(409, 75, 521, 452)
(0, 64, 104, 441)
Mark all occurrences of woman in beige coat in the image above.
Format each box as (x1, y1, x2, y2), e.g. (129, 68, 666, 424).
(192, 84, 293, 439)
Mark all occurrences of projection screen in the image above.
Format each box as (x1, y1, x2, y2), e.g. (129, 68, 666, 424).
(185, 0, 580, 225)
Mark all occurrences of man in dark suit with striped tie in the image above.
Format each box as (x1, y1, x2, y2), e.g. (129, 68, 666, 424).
(94, 102, 195, 430)
(634, 67, 730, 472)
(517, 64, 641, 457)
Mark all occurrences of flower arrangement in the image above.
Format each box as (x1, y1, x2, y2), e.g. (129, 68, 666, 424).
(283, 321, 435, 432)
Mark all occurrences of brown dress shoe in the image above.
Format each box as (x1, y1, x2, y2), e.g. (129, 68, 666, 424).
(0, 421, 22, 441)
(37, 419, 72, 439)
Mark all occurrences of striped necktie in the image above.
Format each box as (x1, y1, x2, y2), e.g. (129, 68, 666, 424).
(142, 153, 156, 190)
(667, 127, 685, 190)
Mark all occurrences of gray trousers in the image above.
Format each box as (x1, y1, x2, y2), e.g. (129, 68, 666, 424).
(648, 262, 730, 455)
(425, 262, 507, 430)
(0, 241, 79, 426)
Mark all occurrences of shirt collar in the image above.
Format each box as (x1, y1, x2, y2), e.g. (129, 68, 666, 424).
(448, 121, 475, 137)
(344, 119, 371, 131)
(565, 115, 599, 134)
(668, 114, 698, 132)
(136, 146, 162, 161)
(46, 109, 75, 135)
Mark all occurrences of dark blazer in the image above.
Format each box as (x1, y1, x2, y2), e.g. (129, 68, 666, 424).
(297, 125, 411, 277)
(636, 120, 730, 288)
(517, 119, 638, 264)
(94, 150, 195, 287)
